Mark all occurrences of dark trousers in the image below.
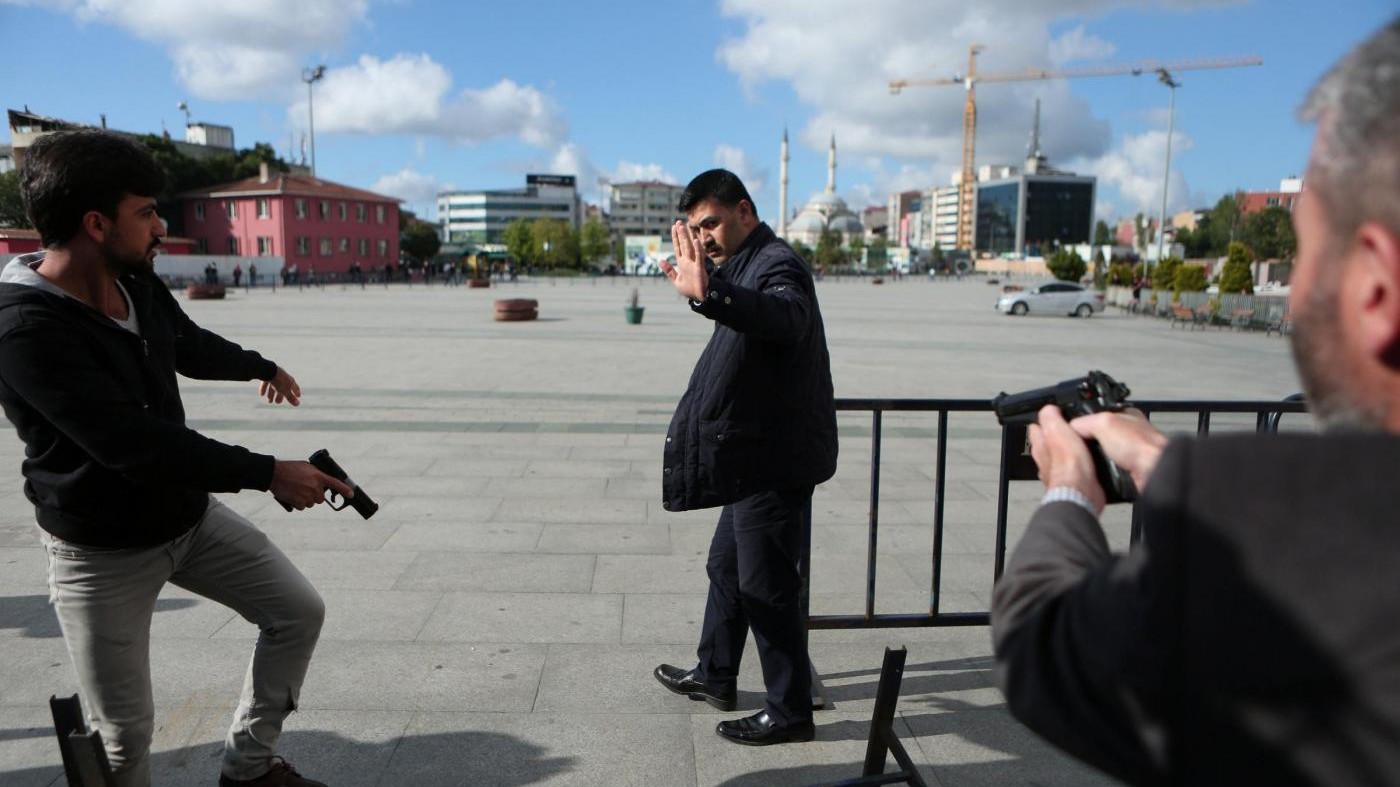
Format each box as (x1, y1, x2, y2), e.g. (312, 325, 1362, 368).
(695, 486, 813, 725)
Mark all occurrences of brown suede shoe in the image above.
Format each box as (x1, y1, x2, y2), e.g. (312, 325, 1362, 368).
(218, 758, 327, 787)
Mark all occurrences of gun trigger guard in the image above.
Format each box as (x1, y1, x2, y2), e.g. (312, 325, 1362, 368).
(325, 490, 349, 511)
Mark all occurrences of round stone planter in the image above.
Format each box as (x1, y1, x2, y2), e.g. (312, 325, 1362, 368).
(186, 284, 226, 300)
(468, 278, 491, 289)
(493, 298, 538, 322)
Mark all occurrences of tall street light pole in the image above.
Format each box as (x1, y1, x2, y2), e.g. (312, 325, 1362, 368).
(1153, 68, 1180, 287)
(302, 65, 326, 176)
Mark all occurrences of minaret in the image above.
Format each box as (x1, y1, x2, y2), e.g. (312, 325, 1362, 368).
(1025, 99, 1047, 174)
(779, 128, 789, 238)
(826, 134, 837, 194)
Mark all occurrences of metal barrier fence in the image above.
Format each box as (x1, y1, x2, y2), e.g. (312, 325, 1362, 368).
(801, 395, 1309, 635)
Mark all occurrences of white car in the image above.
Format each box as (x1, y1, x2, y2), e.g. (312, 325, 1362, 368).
(996, 282, 1105, 317)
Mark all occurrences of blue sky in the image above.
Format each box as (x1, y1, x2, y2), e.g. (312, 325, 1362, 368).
(2, 0, 1394, 225)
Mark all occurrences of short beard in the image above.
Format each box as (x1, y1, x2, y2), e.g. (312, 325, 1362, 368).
(1289, 268, 1385, 432)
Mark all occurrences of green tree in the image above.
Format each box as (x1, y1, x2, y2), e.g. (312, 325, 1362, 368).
(814, 226, 846, 271)
(531, 219, 577, 269)
(790, 239, 814, 264)
(400, 219, 442, 268)
(1108, 262, 1135, 286)
(580, 218, 610, 267)
(1218, 241, 1255, 294)
(1241, 206, 1296, 261)
(930, 241, 946, 273)
(1047, 249, 1087, 282)
(847, 234, 866, 267)
(0, 171, 27, 229)
(503, 218, 537, 267)
(1091, 248, 1107, 290)
(134, 135, 291, 236)
(1175, 264, 1208, 293)
(1200, 194, 1243, 257)
(1152, 256, 1183, 298)
(1093, 219, 1112, 246)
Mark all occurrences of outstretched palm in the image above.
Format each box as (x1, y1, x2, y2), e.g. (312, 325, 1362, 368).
(660, 220, 708, 302)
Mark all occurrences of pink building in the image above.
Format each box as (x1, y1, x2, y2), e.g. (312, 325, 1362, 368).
(179, 165, 400, 275)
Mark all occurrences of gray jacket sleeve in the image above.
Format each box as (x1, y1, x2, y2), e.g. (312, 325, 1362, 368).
(991, 442, 1192, 785)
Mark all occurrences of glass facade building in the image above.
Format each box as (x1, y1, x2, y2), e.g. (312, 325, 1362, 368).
(437, 175, 580, 245)
(974, 175, 1095, 257)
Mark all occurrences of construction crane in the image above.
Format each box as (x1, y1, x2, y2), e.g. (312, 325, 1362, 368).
(890, 48, 1263, 251)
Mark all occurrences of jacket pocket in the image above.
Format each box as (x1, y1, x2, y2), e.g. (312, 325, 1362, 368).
(698, 420, 764, 502)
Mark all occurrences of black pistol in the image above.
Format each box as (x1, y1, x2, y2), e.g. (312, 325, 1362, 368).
(277, 449, 380, 519)
(992, 370, 1138, 504)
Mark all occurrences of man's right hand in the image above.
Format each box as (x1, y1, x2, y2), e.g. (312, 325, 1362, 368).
(1066, 408, 1169, 493)
(270, 460, 355, 510)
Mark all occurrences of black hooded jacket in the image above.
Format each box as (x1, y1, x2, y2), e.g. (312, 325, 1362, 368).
(0, 262, 278, 548)
(661, 223, 837, 511)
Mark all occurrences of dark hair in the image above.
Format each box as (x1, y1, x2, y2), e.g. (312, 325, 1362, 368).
(677, 168, 758, 218)
(20, 130, 166, 247)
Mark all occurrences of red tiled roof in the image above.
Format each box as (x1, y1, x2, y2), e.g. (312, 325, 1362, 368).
(179, 172, 399, 204)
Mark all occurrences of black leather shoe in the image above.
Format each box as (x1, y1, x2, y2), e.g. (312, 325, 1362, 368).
(653, 663, 736, 711)
(715, 710, 815, 746)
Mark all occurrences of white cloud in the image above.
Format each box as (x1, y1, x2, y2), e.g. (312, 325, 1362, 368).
(544, 144, 676, 206)
(714, 0, 1235, 205)
(371, 168, 443, 206)
(25, 1, 568, 149)
(1048, 25, 1117, 65)
(291, 56, 566, 148)
(1071, 128, 1195, 217)
(713, 144, 768, 193)
(32, 0, 370, 100)
(612, 161, 679, 184)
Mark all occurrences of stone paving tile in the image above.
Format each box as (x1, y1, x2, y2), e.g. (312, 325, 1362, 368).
(278, 549, 419, 590)
(425, 458, 529, 477)
(395, 552, 595, 592)
(380, 521, 541, 552)
(416, 591, 622, 644)
(0, 705, 65, 787)
(210, 589, 441, 642)
(385, 711, 695, 787)
(592, 554, 711, 594)
(523, 459, 632, 478)
(621, 593, 706, 645)
(0, 547, 45, 591)
(536, 523, 669, 555)
(907, 706, 1119, 787)
(298, 641, 547, 712)
(253, 519, 401, 551)
(534, 642, 753, 715)
(494, 498, 646, 524)
(482, 477, 607, 499)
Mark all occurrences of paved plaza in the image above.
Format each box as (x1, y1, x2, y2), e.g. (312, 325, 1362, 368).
(0, 275, 1303, 786)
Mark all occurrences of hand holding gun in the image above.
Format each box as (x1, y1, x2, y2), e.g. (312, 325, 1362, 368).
(275, 449, 379, 519)
(992, 371, 1139, 504)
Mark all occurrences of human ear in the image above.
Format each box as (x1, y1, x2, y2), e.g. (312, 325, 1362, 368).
(1350, 222, 1400, 367)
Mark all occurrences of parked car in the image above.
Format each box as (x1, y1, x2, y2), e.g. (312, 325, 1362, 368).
(996, 281, 1105, 317)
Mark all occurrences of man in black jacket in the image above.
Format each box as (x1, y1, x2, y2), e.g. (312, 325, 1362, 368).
(1, 130, 350, 787)
(651, 169, 837, 746)
(991, 17, 1400, 785)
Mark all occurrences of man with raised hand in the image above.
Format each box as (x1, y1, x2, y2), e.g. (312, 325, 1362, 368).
(652, 169, 837, 746)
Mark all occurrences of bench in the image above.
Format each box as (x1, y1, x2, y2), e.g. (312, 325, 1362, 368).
(1169, 305, 1196, 329)
(1266, 315, 1293, 337)
(1230, 308, 1256, 331)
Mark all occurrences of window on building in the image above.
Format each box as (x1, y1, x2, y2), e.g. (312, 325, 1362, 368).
(376, 205, 386, 224)
(296, 237, 310, 256)
(257, 198, 270, 219)
(320, 238, 332, 256)
(338, 203, 347, 221)
(225, 201, 237, 220)
(318, 201, 329, 220)
(295, 199, 308, 219)
(257, 237, 273, 256)
(358, 238, 369, 256)
(356, 204, 366, 222)
(227, 236, 239, 254)
(195, 238, 208, 253)
(339, 238, 349, 253)
(377, 239, 388, 258)
(194, 202, 206, 221)
(1266, 196, 1280, 207)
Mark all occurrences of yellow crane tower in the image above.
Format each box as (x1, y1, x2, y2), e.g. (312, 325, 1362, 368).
(890, 48, 1263, 252)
